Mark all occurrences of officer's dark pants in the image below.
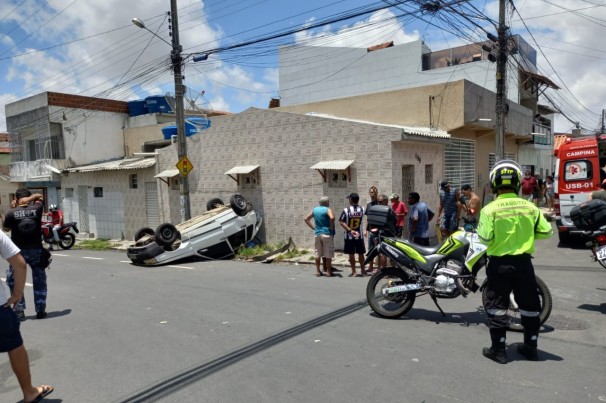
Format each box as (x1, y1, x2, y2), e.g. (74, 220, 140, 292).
(6, 249, 48, 314)
(483, 254, 541, 350)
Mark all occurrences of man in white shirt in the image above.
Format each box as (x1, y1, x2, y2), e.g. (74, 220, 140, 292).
(0, 231, 54, 402)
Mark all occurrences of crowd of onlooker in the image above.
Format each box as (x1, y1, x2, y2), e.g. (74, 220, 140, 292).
(304, 182, 484, 278)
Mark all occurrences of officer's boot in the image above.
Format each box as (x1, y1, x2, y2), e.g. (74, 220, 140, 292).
(483, 328, 507, 364)
(517, 334, 539, 361)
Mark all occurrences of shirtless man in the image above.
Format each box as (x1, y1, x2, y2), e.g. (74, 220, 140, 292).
(460, 184, 481, 225)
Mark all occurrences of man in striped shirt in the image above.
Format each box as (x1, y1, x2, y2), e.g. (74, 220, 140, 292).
(339, 193, 367, 277)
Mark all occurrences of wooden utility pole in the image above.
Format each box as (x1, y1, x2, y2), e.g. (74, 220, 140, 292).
(495, 0, 507, 161)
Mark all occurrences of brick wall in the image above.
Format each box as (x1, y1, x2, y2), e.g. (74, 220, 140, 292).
(47, 92, 129, 114)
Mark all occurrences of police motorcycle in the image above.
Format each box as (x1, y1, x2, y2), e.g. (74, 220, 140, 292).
(364, 205, 553, 331)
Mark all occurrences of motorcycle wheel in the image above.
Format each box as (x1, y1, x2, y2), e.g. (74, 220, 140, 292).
(366, 267, 416, 318)
(58, 233, 76, 250)
(482, 275, 552, 332)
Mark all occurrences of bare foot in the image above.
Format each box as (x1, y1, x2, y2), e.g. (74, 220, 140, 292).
(25, 385, 54, 403)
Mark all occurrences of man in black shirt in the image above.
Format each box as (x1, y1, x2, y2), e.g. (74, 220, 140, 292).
(3, 189, 50, 320)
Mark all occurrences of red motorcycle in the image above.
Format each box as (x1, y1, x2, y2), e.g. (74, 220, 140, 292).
(41, 222, 79, 250)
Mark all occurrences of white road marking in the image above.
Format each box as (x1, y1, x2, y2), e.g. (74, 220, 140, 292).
(51, 253, 70, 256)
(168, 265, 194, 270)
(120, 260, 132, 263)
(1, 278, 32, 287)
(82, 257, 104, 260)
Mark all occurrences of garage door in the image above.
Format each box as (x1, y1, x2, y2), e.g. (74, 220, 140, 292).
(145, 182, 160, 228)
(444, 138, 475, 189)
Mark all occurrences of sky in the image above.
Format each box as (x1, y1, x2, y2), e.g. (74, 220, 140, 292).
(0, 0, 605, 134)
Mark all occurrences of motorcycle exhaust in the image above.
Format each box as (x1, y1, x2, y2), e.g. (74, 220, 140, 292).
(382, 282, 423, 295)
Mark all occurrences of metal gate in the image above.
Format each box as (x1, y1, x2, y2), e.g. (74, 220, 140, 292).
(77, 186, 89, 234)
(145, 182, 160, 229)
(402, 165, 415, 199)
(444, 138, 476, 189)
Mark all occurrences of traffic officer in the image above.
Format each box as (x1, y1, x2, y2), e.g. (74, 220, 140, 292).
(477, 160, 553, 364)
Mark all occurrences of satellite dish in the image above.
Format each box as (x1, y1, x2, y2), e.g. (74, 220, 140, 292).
(45, 164, 62, 174)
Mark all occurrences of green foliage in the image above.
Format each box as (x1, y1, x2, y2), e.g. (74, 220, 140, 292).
(74, 239, 114, 250)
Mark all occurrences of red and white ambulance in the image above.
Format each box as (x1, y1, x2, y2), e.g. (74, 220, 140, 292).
(554, 135, 606, 243)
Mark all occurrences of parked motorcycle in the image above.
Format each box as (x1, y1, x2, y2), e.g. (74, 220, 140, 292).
(586, 227, 606, 270)
(364, 206, 552, 331)
(41, 222, 79, 250)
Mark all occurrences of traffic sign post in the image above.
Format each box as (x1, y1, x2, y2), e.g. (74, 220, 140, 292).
(176, 156, 193, 177)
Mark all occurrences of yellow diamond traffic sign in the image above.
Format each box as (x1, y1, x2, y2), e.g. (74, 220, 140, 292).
(176, 156, 193, 177)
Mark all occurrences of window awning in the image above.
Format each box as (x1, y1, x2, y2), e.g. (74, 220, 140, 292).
(154, 169, 179, 186)
(310, 160, 354, 183)
(154, 169, 180, 178)
(310, 160, 354, 170)
(224, 165, 260, 184)
(224, 165, 260, 175)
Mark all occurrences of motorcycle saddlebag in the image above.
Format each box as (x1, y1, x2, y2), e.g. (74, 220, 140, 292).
(367, 205, 397, 236)
(570, 199, 606, 230)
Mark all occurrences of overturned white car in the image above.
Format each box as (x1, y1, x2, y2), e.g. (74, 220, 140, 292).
(127, 194, 262, 266)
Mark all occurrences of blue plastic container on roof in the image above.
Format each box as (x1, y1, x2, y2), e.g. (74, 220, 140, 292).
(161, 116, 212, 139)
(128, 100, 148, 117)
(145, 95, 173, 113)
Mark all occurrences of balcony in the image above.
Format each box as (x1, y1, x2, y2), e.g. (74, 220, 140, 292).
(532, 123, 552, 145)
(9, 159, 69, 182)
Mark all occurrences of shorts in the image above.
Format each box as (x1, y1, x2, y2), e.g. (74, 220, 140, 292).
(0, 306, 23, 353)
(314, 235, 335, 259)
(440, 213, 458, 232)
(368, 233, 378, 250)
(522, 194, 533, 202)
(344, 238, 366, 255)
(395, 226, 404, 238)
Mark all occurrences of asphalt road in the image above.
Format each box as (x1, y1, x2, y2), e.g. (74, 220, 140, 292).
(1, 225, 605, 403)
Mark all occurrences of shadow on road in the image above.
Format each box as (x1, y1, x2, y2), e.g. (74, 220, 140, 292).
(118, 300, 367, 403)
(578, 303, 606, 314)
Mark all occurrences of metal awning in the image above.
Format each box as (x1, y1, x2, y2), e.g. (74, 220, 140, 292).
(224, 165, 260, 175)
(310, 160, 354, 183)
(154, 169, 180, 178)
(520, 69, 560, 90)
(310, 160, 354, 170)
(224, 165, 260, 184)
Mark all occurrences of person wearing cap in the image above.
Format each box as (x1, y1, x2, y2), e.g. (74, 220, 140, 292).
(304, 196, 335, 277)
(389, 193, 408, 238)
(339, 193, 367, 277)
(438, 181, 460, 237)
(589, 178, 606, 202)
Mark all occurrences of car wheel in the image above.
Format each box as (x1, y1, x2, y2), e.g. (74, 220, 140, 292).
(134, 227, 155, 242)
(230, 193, 249, 216)
(206, 197, 224, 211)
(558, 231, 571, 245)
(156, 223, 181, 246)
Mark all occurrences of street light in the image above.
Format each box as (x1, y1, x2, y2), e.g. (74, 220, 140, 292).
(132, 4, 191, 222)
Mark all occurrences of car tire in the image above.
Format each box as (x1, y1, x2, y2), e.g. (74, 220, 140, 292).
(230, 193, 249, 216)
(558, 231, 571, 245)
(155, 223, 181, 246)
(134, 227, 155, 242)
(206, 197, 224, 211)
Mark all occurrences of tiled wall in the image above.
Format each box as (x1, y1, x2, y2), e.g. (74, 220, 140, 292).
(156, 108, 444, 249)
(61, 168, 157, 240)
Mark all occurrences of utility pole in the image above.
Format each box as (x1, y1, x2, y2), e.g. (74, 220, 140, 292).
(495, 0, 507, 161)
(170, 0, 191, 221)
(601, 108, 605, 134)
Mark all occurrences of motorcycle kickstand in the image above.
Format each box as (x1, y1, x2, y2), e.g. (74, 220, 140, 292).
(428, 291, 447, 317)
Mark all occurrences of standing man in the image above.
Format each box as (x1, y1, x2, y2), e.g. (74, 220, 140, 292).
(389, 193, 408, 238)
(407, 192, 430, 246)
(364, 186, 379, 273)
(477, 160, 553, 364)
(0, 231, 54, 403)
(438, 181, 460, 238)
(304, 196, 335, 277)
(3, 189, 50, 320)
(521, 170, 537, 202)
(460, 184, 481, 226)
(339, 193, 366, 277)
